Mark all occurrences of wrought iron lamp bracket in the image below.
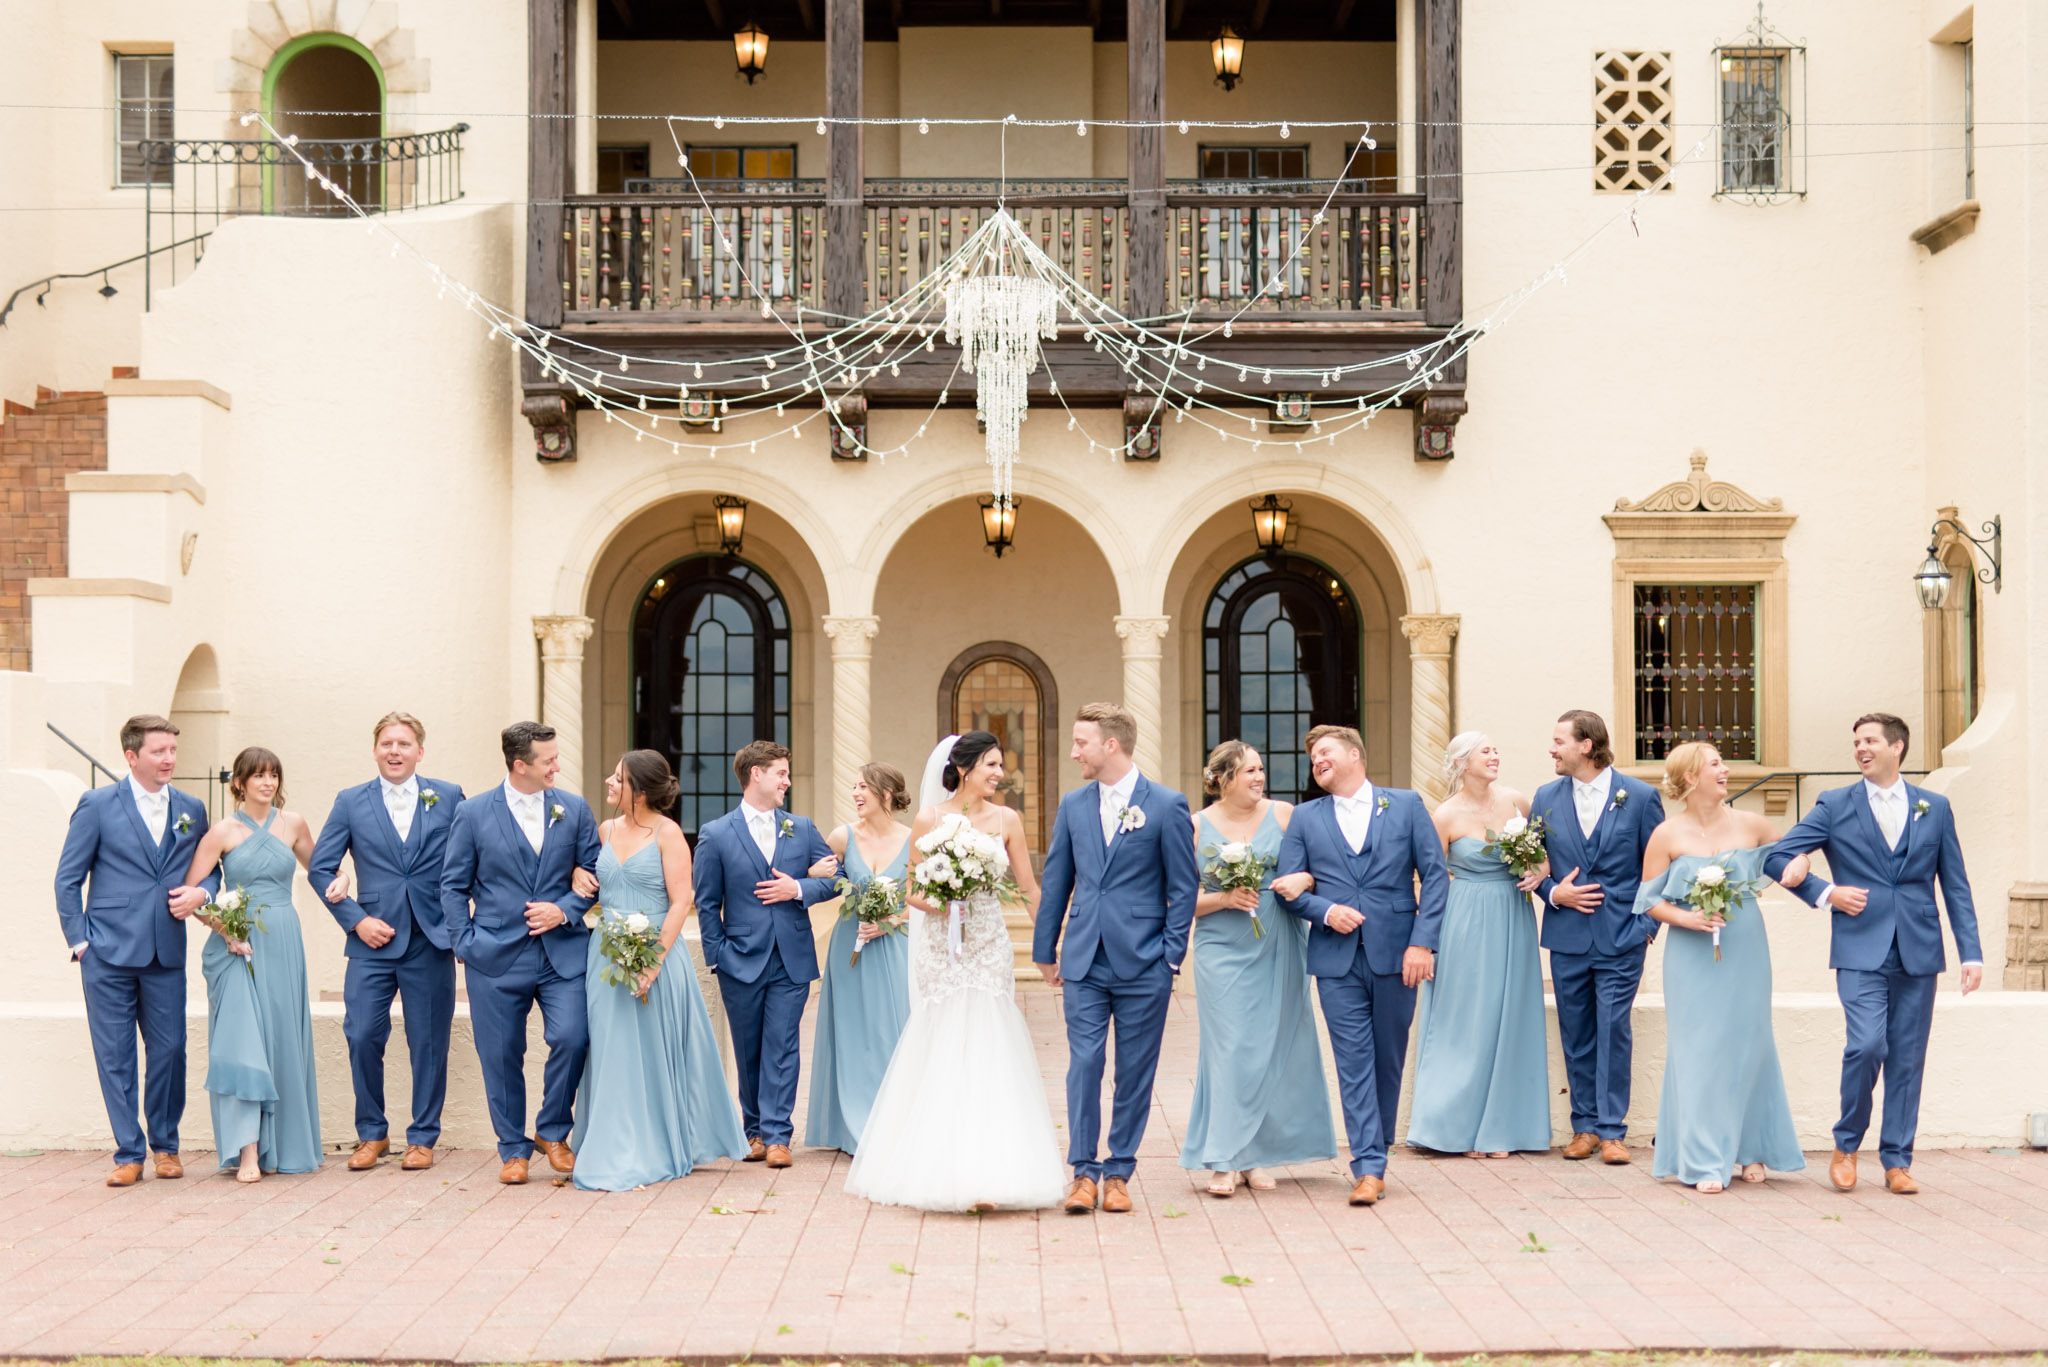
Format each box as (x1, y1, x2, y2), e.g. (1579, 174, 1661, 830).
(1928, 514, 2002, 592)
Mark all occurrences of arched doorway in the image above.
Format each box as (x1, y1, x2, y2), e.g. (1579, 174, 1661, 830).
(632, 555, 792, 837)
(1202, 553, 1363, 804)
(939, 641, 1059, 857)
(265, 35, 384, 212)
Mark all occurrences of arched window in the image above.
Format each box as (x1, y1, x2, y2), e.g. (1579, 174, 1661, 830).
(939, 642, 1057, 858)
(1203, 554, 1362, 804)
(265, 34, 385, 212)
(1928, 537, 1983, 759)
(632, 555, 790, 837)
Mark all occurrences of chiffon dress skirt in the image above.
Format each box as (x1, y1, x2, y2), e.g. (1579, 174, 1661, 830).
(203, 810, 322, 1173)
(572, 841, 748, 1190)
(1405, 837, 1553, 1154)
(1180, 807, 1336, 1172)
(805, 831, 912, 1153)
(1638, 845, 1806, 1185)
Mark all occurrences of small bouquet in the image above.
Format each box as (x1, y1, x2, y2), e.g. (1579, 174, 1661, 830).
(1200, 839, 1277, 937)
(583, 904, 663, 1000)
(1680, 863, 1765, 962)
(1482, 814, 1549, 879)
(835, 872, 906, 966)
(203, 885, 266, 977)
(910, 812, 1022, 961)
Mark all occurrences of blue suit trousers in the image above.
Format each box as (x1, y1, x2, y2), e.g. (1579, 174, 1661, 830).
(719, 941, 808, 1146)
(1549, 943, 1646, 1139)
(1061, 955, 1173, 1182)
(466, 943, 588, 1161)
(1836, 936, 1938, 1170)
(1316, 948, 1415, 1178)
(80, 951, 185, 1165)
(343, 929, 457, 1146)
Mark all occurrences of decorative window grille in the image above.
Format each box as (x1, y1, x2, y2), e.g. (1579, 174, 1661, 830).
(1632, 583, 1758, 761)
(1594, 50, 1674, 192)
(1713, 6, 1806, 202)
(115, 52, 174, 188)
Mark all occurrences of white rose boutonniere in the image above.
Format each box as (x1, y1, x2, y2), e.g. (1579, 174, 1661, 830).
(549, 802, 565, 826)
(1375, 794, 1391, 816)
(175, 813, 193, 835)
(1117, 805, 1146, 834)
(1611, 787, 1630, 810)
(780, 816, 796, 840)
(421, 788, 439, 810)
(1912, 798, 1931, 822)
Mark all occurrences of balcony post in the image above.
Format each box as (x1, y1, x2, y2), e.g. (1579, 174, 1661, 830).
(825, 0, 865, 323)
(524, 0, 575, 461)
(1416, 0, 1465, 459)
(1126, 0, 1165, 321)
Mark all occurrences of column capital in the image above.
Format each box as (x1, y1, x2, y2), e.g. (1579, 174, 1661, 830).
(1399, 612, 1461, 656)
(532, 613, 595, 660)
(821, 615, 881, 657)
(1114, 615, 1171, 656)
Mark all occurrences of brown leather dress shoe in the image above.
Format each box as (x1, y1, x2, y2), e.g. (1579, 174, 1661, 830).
(744, 1136, 768, 1162)
(153, 1151, 183, 1179)
(764, 1144, 793, 1169)
(1562, 1132, 1600, 1160)
(1600, 1140, 1632, 1165)
(1829, 1149, 1858, 1191)
(402, 1145, 434, 1171)
(1101, 1177, 1133, 1213)
(348, 1139, 389, 1171)
(1063, 1177, 1098, 1213)
(499, 1157, 529, 1184)
(1348, 1174, 1386, 1206)
(107, 1163, 143, 1187)
(1885, 1167, 1919, 1195)
(538, 1139, 575, 1174)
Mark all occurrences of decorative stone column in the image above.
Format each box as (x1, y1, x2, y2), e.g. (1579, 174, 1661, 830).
(533, 614, 595, 795)
(822, 616, 881, 826)
(1114, 615, 1171, 771)
(1400, 613, 1461, 806)
(2006, 883, 2048, 990)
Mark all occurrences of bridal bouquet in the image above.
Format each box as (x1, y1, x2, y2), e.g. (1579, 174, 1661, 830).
(583, 905, 663, 1000)
(203, 885, 266, 977)
(1482, 814, 1549, 878)
(1679, 863, 1765, 963)
(835, 872, 906, 966)
(1199, 839, 1277, 937)
(910, 813, 1022, 961)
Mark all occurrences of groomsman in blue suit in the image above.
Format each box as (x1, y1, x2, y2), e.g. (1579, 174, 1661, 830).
(1276, 724, 1449, 1206)
(693, 739, 837, 1168)
(310, 711, 465, 1172)
(1765, 712, 1980, 1196)
(1036, 702, 1199, 1215)
(1528, 709, 1665, 1164)
(439, 721, 599, 1184)
(52, 715, 217, 1186)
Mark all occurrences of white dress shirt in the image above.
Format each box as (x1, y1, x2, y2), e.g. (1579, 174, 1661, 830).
(382, 777, 418, 842)
(1333, 780, 1375, 855)
(741, 798, 779, 864)
(131, 778, 169, 846)
(1572, 766, 1614, 840)
(503, 779, 546, 854)
(1097, 766, 1141, 845)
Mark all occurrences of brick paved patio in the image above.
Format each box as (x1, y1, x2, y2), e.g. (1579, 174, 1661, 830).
(4, 983, 2047, 1360)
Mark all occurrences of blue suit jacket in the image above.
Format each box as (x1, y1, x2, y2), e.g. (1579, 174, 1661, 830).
(1530, 771, 1665, 956)
(309, 777, 466, 959)
(1034, 775, 1200, 980)
(693, 806, 836, 984)
(1765, 781, 1981, 975)
(437, 785, 598, 979)
(53, 778, 216, 968)
(1276, 786, 1450, 978)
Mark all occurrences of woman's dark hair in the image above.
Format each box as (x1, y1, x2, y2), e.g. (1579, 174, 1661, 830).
(942, 731, 1002, 792)
(617, 749, 680, 814)
(229, 746, 285, 805)
(859, 761, 913, 813)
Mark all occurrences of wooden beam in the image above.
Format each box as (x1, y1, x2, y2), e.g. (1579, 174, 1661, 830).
(825, 0, 864, 322)
(1420, 0, 1461, 328)
(794, 0, 819, 34)
(527, 0, 569, 333)
(1128, 0, 1165, 323)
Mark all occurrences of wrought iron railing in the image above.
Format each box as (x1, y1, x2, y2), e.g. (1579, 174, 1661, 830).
(1725, 769, 1931, 825)
(140, 125, 469, 307)
(46, 722, 233, 820)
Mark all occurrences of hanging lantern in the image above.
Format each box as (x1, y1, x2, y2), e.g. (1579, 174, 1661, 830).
(713, 495, 749, 554)
(1212, 27, 1245, 91)
(980, 495, 1020, 558)
(733, 23, 770, 84)
(1249, 493, 1291, 556)
(1913, 547, 1951, 610)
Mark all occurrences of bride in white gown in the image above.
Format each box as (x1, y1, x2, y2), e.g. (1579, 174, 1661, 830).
(844, 732, 1066, 1211)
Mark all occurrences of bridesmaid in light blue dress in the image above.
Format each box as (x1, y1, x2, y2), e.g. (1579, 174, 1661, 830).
(1181, 741, 1336, 1197)
(1408, 733, 1551, 1157)
(805, 763, 914, 1154)
(572, 750, 747, 1190)
(182, 747, 322, 1182)
(1637, 742, 1810, 1193)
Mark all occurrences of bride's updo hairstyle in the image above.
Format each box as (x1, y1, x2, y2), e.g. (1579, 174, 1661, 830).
(1443, 731, 1487, 789)
(942, 731, 1003, 792)
(1660, 741, 1717, 803)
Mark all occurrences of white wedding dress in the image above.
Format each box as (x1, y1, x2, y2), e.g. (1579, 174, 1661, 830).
(844, 743, 1065, 1211)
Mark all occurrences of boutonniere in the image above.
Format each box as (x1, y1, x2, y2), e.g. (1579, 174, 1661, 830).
(548, 802, 565, 826)
(1375, 794, 1391, 816)
(779, 816, 796, 840)
(1912, 798, 1930, 822)
(1610, 788, 1630, 810)
(174, 813, 193, 835)
(420, 788, 440, 810)
(1116, 805, 1147, 834)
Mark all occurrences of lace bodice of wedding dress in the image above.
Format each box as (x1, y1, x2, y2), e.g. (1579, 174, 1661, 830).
(910, 888, 1015, 1007)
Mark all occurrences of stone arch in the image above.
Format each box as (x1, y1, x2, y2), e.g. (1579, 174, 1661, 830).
(220, 2, 430, 138)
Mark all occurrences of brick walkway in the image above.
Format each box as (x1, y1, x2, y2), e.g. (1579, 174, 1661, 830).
(4, 983, 2048, 1360)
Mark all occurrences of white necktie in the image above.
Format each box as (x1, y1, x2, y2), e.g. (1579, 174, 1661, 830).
(1100, 788, 1121, 845)
(1576, 782, 1601, 839)
(1336, 796, 1367, 854)
(1875, 791, 1903, 849)
(752, 812, 775, 864)
(140, 793, 166, 845)
(388, 786, 414, 841)
(517, 795, 544, 854)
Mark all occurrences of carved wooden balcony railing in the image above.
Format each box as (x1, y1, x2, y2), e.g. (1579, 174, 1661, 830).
(1166, 181, 1425, 315)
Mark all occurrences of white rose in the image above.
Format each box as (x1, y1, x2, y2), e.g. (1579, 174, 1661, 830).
(1501, 816, 1528, 837)
(1694, 864, 1727, 887)
(218, 889, 246, 912)
(1218, 841, 1250, 863)
(625, 912, 651, 934)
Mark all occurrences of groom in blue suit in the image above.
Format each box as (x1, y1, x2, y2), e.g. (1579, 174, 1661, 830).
(309, 710, 465, 1171)
(53, 715, 217, 1187)
(1528, 709, 1664, 1164)
(1276, 724, 1448, 1206)
(1035, 702, 1198, 1215)
(1765, 712, 1980, 1196)
(694, 739, 837, 1168)
(439, 721, 598, 1184)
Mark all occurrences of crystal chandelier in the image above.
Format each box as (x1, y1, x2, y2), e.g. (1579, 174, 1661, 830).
(944, 217, 1058, 500)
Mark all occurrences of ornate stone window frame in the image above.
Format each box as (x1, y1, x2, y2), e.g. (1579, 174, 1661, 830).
(1604, 451, 1796, 796)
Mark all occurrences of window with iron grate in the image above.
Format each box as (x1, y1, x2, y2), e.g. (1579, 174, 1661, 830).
(115, 52, 174, 187)
(1632, 583, 1758, 761)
